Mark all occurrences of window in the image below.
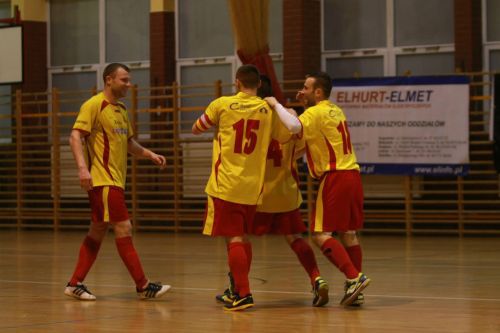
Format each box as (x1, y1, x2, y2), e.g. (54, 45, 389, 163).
(50, 0, 99, 66)
(0, 2, 10, 19)
(105, 0, 149, 63)
(326, 56, 384, 78)
(396, 53, 455, 76)
(178, 0, 233, 59)
(269, 0, 283, 53)
(484, 0, 500, 71)
(323, 0, 386, 51)
(49, 0, 150, 90)
(490, 50, 500, 71)
(322, 0, 455, 78)
(51, 71, 97, 133)
(394, 0, 454, 47)
(486, 0, 500, 43)
(0, 85, 11, 144)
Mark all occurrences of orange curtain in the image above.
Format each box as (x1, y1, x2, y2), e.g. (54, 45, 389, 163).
(227, 0, 284, 103)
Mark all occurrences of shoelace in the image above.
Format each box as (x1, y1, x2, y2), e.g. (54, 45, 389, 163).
(75, 284, 92, 295)
(140, 282, 162, 298)
(144, 282, 161, 298)
(146, 283, 161, 292)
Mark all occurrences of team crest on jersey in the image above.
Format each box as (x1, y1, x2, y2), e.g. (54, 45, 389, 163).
(259, 107, 268, 114)
(328, 108, 341, 117)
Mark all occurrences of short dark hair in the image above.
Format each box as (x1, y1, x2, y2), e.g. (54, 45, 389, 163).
(306, 71, 332, 98)
(103, 63, 130, 82)
(257, 75, 273, 98)
(236, 65, 260, 89)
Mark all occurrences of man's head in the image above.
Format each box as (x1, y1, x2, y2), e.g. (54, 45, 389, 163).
(299, 71, 332, 107)
(235, 65, 261, 91)
(103, 63, 131, 99)
(257, 74, 273, 98)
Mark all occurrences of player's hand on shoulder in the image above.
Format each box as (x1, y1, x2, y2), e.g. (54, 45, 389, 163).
(264, 96, 278, 108)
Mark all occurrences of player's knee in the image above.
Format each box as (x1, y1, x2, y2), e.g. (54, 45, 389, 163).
(112, 220, 132, 238)
(226, 236, 244, 243)
(311, 233, 328, 247)
(284, 234, 301, 245)
(339, 230, 359, 246)
(88, 223, 109, 241)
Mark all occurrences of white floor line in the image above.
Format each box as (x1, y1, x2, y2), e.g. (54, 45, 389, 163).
(2, 279, 500, 302)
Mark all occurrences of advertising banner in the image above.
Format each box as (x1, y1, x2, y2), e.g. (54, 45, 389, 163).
(331, 76, 470, 176)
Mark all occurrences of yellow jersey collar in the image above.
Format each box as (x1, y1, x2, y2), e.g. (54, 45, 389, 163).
(317, 99, 332, 107)
(236, 91, 257, 99)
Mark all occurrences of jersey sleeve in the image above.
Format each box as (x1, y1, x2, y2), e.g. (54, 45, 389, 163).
(204, 98, 221, 126)
(295, 135, 306, 152)
(73, 99, 98, 135)
(126, 111, 134, 139)
(271, 109, 293, 144)
(298, 108, 320, 141)
(194, 98, 220, 133)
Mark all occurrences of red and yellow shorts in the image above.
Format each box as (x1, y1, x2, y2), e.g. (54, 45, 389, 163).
(252, 209, 306, 236)
(311, 170, 364, 233)
(88, 186, 129, 223)
(202, 196, 257, 237)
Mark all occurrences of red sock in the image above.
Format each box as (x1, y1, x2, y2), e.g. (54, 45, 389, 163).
(228, 242, 250, 297)
(69, 236, 101, 285)
(115, 236, 148, 289)
(290, 238, 320, 284)
(321, 238, 359, 279)
(243, 242, 252, 272)
(345, 245, 363, 272)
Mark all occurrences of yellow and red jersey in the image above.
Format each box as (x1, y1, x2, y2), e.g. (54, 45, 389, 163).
(195, 92, 291, 205)
(298, 100, 359, 179)
(257, 138, 304, 213)
(72, 92, 133, 189)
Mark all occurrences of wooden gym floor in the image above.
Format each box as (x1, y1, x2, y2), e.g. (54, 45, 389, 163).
(0, 230, 499, 332)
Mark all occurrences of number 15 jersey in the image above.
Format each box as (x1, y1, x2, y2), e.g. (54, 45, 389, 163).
(197, 92, 291, 205)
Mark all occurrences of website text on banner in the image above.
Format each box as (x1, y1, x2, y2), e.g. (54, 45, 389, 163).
(330, 76, 470, 176)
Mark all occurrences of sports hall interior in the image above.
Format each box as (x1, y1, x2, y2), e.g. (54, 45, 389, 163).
(0, 0, 499, 332)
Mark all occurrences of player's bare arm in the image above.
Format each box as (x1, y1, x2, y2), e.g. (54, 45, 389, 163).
(69, 129, 93, 191)
(127, 138, 167, 169)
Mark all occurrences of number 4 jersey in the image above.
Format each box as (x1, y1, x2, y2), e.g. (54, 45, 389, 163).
(194, 92, 291, 205)
(257, 138, 305, 213)
(298, 100, 360, 179)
